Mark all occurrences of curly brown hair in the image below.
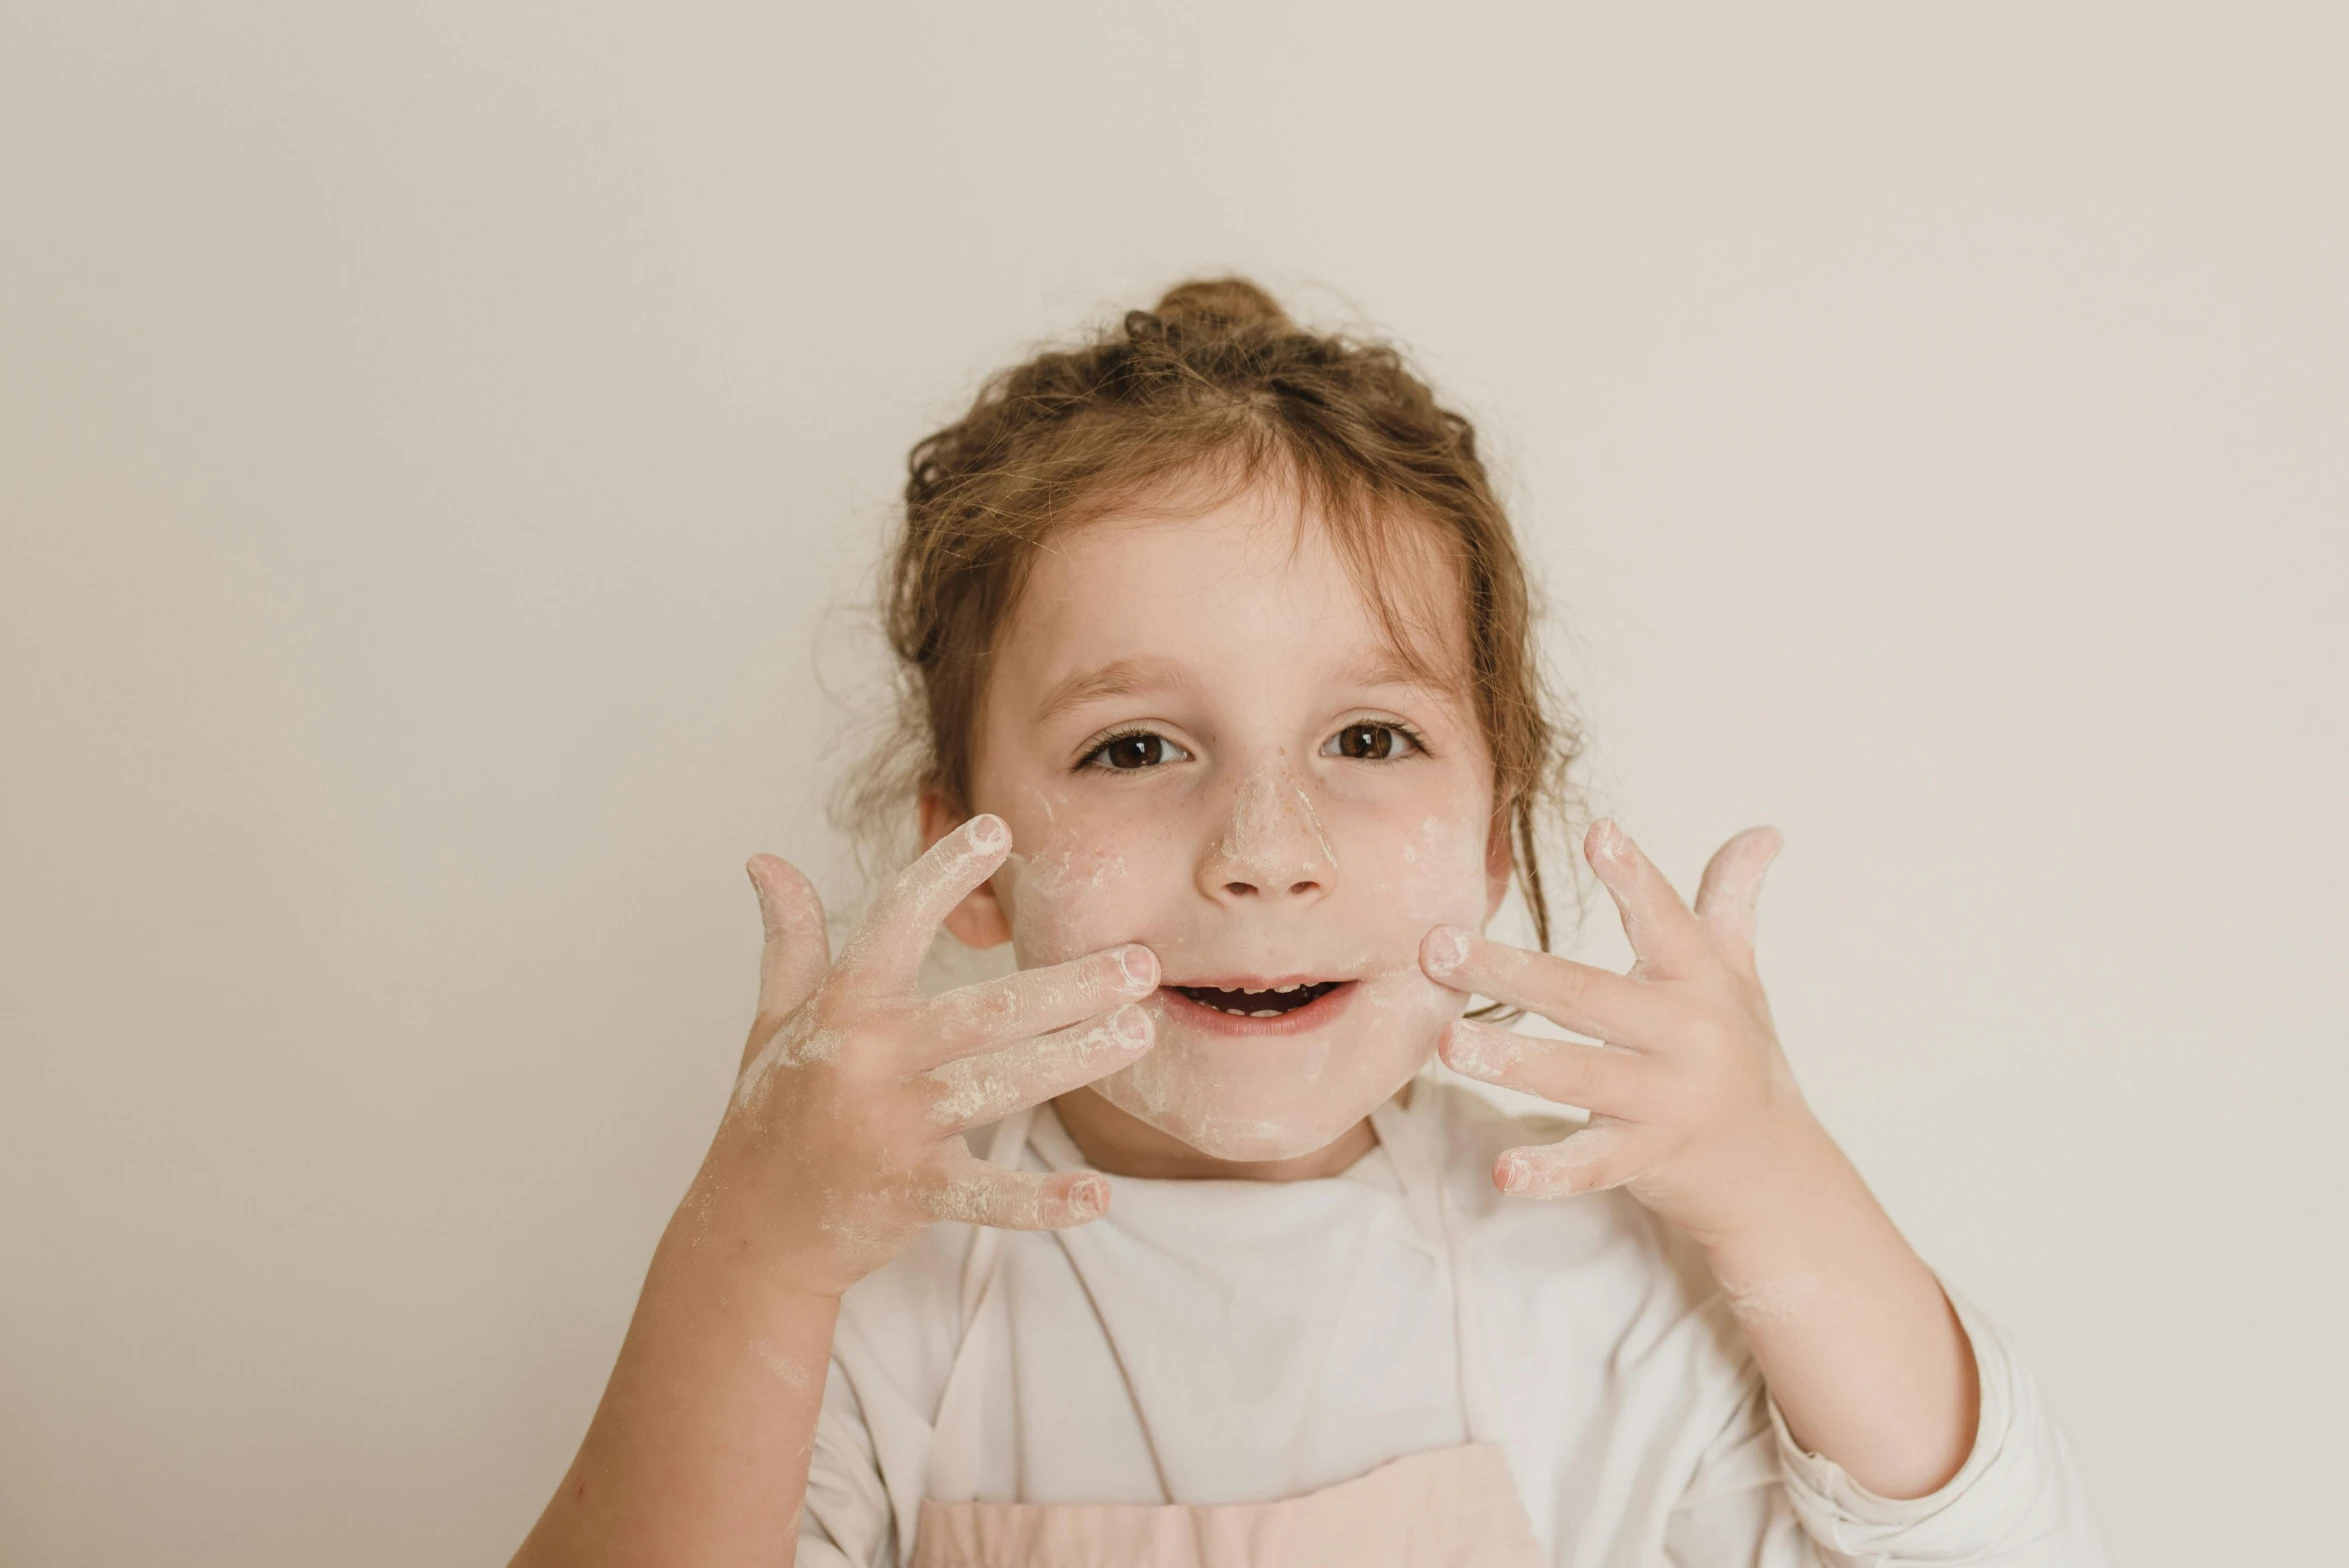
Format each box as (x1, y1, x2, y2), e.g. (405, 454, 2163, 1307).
(836, 277, 1581, 951)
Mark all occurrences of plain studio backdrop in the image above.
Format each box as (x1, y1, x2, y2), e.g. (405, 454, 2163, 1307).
(3, 4, 2343, 1563)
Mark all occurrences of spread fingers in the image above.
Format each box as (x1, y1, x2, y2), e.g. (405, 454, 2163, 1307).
(921, 1006, 1155, 1132)
(1492, 1120, 1654, 1199)
(838, 816, 1013, 992)
(919, 1147, 1112, 1231)
(745, 854, 831, 1045)
(1692, 825, 1783, 972)
(1437, 1019, 1658, 1119)
(918, 945, 1159, 1064)
(1420, 928, 1676, 1045)
(1585, 820, 1714, 978)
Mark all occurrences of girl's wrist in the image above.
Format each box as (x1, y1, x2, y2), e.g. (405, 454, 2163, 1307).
(661, 1141, 852, 1309)
(648, 1191, 853, 1333)
(1688, 1117, 1930, 1328)
(1681, 1106, 1865, 1259)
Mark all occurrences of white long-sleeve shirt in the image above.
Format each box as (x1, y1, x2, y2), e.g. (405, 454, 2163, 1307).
(798, 1078, 2104, 1566)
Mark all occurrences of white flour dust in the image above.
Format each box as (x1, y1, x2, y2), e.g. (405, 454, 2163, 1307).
(1722, 1274, 1820, 1326)
(750, 1336, 814, 1393)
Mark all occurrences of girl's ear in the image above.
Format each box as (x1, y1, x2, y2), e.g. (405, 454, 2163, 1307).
(920, 789, 1015, 948)
(1482, 801, 1515, 924)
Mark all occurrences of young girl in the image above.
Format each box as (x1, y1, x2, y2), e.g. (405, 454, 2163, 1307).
(513, 280, 2103, 1566)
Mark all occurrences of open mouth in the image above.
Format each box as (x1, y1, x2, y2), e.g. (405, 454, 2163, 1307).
(1169, 980, 1345, 1019)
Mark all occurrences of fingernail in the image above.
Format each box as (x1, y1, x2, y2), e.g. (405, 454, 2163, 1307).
(745, 862, 778, 933)
(1108, 1003, 1151, 1046)
(1495, 1155, 1528, 1194)
(1590, 818, 1627, 862)
(1119, 945, 1158, 988)
(1073, 1177, 1109, 1216)
(1425, 927, 1470, 974)
(1443, 1022, 1505, 1077)
(968, 815, 1009, 852)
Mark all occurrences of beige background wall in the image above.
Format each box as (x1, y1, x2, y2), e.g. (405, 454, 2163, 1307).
(3, 5, 2342, 1563)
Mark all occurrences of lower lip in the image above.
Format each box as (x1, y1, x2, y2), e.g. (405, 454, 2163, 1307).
(1158, 981, 1357, 1037)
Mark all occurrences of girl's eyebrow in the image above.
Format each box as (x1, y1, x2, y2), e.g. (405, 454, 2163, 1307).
(1342, 650, 1431, 691)
(1032, 656, 1196, 725)
(1340, 646, 1465, 697)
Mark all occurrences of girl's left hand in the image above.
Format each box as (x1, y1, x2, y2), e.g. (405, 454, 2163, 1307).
(1419, 818, 1834, 1247)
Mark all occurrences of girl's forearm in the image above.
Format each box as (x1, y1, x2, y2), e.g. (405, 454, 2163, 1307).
(1701, 1124, 1980, 1500)
(511, 1168, 840, 1568)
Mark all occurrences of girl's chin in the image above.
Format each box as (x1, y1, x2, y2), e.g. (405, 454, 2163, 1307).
(1087, 1037, 1434, 1165)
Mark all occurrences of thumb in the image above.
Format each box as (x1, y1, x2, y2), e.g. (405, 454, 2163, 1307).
(746, 855, 832, 1040)
(1692, 826, 1783, 970)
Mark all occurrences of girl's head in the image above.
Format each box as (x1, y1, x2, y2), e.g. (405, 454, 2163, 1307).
(849, 279, 1577, 1161)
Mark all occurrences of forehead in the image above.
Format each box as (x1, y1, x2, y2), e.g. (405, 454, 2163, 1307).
(995, 484, 1469, 701)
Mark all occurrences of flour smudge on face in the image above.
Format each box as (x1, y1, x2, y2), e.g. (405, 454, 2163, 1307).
(952, 490, 1509, 1164)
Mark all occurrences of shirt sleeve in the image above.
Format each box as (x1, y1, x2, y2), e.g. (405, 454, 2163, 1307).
(1665, 1288, 2107, 1567)
(796, 1354, 899, 1568)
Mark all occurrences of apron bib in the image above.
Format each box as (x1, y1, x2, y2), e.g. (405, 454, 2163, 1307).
(907, 1094, 1547, 1568)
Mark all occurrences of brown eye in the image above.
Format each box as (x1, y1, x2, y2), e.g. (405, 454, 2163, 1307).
(1083, 731, 1191, 771)
(1104, 734, 1163, 769)
(1330, 724, 1398, 760)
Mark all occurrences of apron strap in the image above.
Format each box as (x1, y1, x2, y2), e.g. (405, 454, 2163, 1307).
(925, 1105, 1036, 1502)
(1371, 1082, 1507, 1447)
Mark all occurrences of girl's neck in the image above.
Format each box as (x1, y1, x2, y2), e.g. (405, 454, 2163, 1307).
(1049, 1086, 1380, 1181)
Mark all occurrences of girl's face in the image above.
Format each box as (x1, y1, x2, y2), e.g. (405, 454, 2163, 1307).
(942, 483, 1511, 1163)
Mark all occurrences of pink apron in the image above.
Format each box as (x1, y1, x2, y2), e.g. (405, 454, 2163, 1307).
(907, 1094, 1549, 1568)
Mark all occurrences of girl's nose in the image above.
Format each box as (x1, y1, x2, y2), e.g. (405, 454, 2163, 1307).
(1197, 767, 1337, 904)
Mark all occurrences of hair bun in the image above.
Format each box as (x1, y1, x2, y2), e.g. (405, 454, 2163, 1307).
(1146, 277, 1294, 335)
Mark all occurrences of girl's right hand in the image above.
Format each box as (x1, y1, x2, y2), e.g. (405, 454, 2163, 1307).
(701, 813, 1157, 1301)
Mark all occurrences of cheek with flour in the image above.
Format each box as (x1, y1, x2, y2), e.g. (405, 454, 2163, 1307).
(997, 838, 1145, 969)
(1335, 806, 1495, 1096)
